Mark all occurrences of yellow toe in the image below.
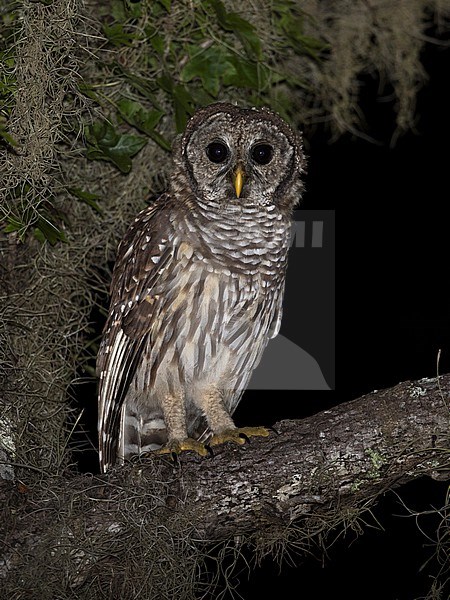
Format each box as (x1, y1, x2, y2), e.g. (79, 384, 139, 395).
(209, 426, 269, 447)
(157, 437, 209, 457)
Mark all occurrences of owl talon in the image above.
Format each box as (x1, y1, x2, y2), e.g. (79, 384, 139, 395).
(209, 426, 270, 447)
(239, 426, 270, 440)
(157, 437, 209, 457)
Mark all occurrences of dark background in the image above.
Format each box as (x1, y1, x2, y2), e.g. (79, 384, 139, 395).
(283, 209, 335, 389)
(232, 27, 450, 600)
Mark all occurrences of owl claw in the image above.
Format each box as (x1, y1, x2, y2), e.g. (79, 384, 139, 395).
(209, 426, 270, 447)
(157, 437, 210, 457)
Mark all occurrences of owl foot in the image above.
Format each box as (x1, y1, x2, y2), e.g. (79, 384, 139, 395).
(157, 437, 210, 458)
(209, 426, 270, 447)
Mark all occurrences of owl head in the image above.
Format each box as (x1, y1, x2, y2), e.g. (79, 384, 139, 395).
(171, 103, 306, 213)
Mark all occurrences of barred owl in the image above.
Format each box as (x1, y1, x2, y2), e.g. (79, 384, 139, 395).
(97, 103, 305, 473)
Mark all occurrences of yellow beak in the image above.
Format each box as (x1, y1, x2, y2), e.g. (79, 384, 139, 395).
(234, 167, 244, 198)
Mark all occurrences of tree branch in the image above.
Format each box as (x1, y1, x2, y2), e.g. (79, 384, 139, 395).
(171, 374, 449, 538)
(1, 375, 449, 592)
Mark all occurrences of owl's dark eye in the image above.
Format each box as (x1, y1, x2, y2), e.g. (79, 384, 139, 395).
(251, 143, 273, 165)
(206, 142, 229, 163)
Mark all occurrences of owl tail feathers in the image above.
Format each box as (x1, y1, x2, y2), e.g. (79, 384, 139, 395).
(118, 410, 168, 464)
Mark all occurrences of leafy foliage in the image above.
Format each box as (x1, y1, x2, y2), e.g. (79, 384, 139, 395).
(80, 0, 327, 168)
(1, 0, 328, 245)
(85, 121, 147, 174)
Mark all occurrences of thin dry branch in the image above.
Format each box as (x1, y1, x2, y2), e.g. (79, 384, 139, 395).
(1, 374, 449, 597)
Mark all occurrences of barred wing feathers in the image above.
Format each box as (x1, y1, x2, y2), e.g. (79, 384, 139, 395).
(97, 195, 172, 472)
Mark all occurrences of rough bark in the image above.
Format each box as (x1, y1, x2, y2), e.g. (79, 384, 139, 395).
(1, 375, 449, 587)
(175, 374, 450, 538)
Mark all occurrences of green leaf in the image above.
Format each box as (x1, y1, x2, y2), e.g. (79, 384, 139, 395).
(157, 0, 171, 11)
(118, 100, 163, 132)
(117, 100, 171, 150)
(208, 0, 227, 25)
(224, 13, 261, 59)
(124, 0, 142, 19)
(172, 85, 195, 132)
(85, 121, 147, 173)
(147, 129, 172, 151)
(208, 0, 261, 58)
(148, 1, 167, 18)
(157, 76, 195, 131)
(181, 45, 236, 97)
(156, 73, 174, 94)
(34, 216, 67, 245)
(78, 83, 101, 103)
(68, 188, 103, 214)
(4, 216, 23, 234)
(0, 120, 18, 147)
(6, 201, 68, 245)
(273, 2, 329, 60)
(189, 87, 217, 108)
(222, 56, 269, 90)
(291, 33, 329, 59)
(103, 23, 136, 47)
(110, 0, 126, 21)
(145, 25, 165, 56)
